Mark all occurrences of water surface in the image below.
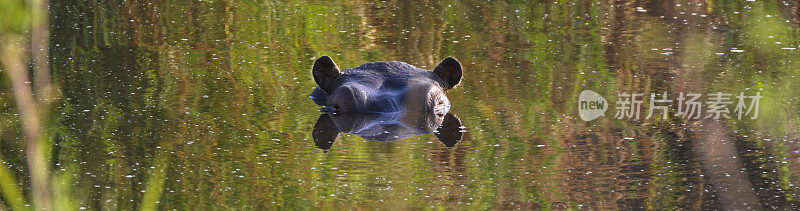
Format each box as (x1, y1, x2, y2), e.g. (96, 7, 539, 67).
(2, 0, 800, 209)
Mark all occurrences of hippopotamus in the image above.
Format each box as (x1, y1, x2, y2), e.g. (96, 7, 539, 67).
(312, 111, 464, 151)
(309, 56, 462, 113)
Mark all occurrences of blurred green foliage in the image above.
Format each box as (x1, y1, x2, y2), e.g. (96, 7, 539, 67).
(0, 0, 30, 34)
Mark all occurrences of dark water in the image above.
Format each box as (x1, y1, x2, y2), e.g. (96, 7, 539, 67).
(2, 0, 800, 209)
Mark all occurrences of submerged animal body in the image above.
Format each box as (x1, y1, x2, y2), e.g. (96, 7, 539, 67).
(309, 56, 462, 113)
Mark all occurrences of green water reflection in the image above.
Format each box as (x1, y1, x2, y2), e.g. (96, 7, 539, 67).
(1, 0, 800, 209)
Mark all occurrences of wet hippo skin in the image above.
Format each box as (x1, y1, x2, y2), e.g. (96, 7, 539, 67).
(309, 56, 465, 151)
(309, 56, 462, 113)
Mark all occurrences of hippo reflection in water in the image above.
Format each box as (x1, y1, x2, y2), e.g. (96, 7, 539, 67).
(309, 56, 465, 150)
(312, 112, 464, 151)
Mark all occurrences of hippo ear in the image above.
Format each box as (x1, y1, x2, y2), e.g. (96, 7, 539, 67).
(433, 57, 462, 90)
(313, 56, 341, 93)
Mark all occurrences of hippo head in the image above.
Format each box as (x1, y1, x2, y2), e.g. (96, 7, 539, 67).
(309, 56, 462, 113)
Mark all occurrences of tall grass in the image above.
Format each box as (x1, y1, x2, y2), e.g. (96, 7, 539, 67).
(0, 0, 172, 209)
(0, 0, 54, 209)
